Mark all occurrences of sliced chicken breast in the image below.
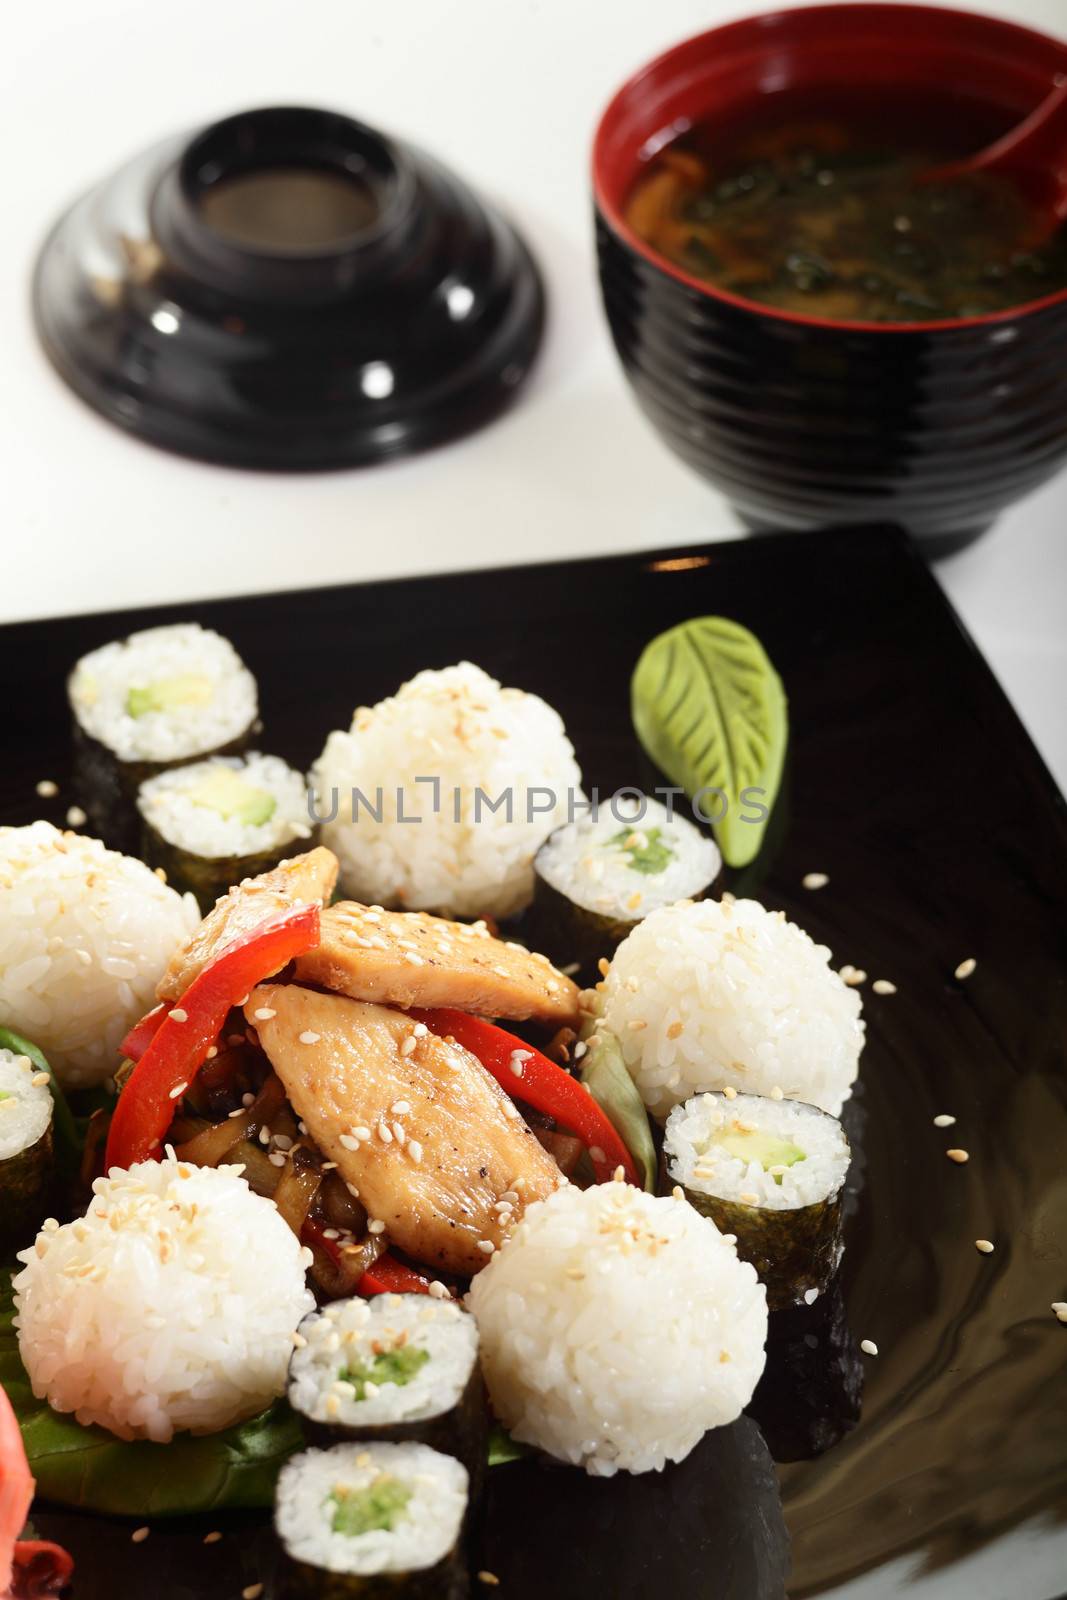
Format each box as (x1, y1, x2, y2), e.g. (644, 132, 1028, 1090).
(245, 982, 564, 1275)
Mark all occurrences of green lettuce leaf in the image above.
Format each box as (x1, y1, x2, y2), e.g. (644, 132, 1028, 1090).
(580, 1030, 656, 1192)
(631, 616, 788, 868)
(0, 1271, 302, 1515)
(488, 1423, 527, 1467)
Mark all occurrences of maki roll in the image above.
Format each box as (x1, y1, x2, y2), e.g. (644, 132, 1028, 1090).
(664, 1090, 850, 1310)
(288, 1295, 486, 1485)
(275, 1440, 469, 1598)
(138, 753, 313, 909)
(68, 623, 258, 851)
(0, 1047, 53, 1251)
(530, 796, 721, 975)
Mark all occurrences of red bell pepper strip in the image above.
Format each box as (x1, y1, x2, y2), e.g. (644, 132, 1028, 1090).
(104, 903, 320, 1172)
(413, 1009, 640, 1187)
(358, 1253, 442, 1297)
(120, 1002, 172, 1063)
(0, 1387, 72, 1598)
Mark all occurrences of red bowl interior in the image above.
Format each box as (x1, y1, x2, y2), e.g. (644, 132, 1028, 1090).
(593, 2, 1067, 333)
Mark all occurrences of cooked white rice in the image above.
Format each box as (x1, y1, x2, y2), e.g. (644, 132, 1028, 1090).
(0, 822, 200, 1088)
(276, 1441, 468, 1576)
(138, 753, 312, 859)
(467, 1182, 767, 1476)
(13, 1158, 314, 1442)
(535, 795, 720, 920)
(68, 623, 257, 763)
(601, 897, 864, 1120)
(289, 1293, 478, 1429)
(310, 662, 582, 919)
(664, 1091, 850, 1210)
(0, 1048, 52, 1161)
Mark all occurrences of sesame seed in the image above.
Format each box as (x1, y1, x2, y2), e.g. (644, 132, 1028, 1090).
(933, 1114, 956, 1128)
(723, 1086, 737, 1101)
(612, 1165, 625, 1183)
(841, 966, 867, 987)
(1052, 1303, 1067, 1322)
(268, 1152, 286, 1167)
(872, 979, 897, 995)
(946, 1148, 969, 1164)
(400, 1036, 417, 1057)
(368, 1219, 386, 1234)
(954, 957, 977, 981)
(627, 1019, 647, 1032)
(478, 1572, 501, 1586)
(975, 1239, 994, 1253)
(339, 1134, 358, 1151)
(803, 1287, 819, 1305)
(802, 872, 829, 890)
(739, 1191, 759, 1205)
(408, 1140, 423, 1163)
(35, 779, 58, 798)
(242, 1587, 264, 1600)
(291, 1331, 307, 1348)
(167, 1081, 188, 1100)
(860, 1339, 878, 1356)
(206, 1046, 218, 1059)
(354, 1126, 371, 1142)
(66, 806, 87, 827)
(588, 1146, 605, 1163)
(667, 1021, 683, 1040)
(253, 1008, 276, 1021)
(572, 1040, 587, 1060)
(299, 1030, 321, 1045)
(391, 1100, 411, 1115)
(169, 1008, 188, 1023)
(30, 1071, 50, 1087)
(770, 1086, 784, 1101)
(203, 1531, 222, 1544)
(477, 1239, 495, 1254)
(597, 958, 611, 977)
(131, 1526, 150, 1543)
(403, 952, 424, 966)
(377, 1121, 393, 1143)
(428, 1280, 450, 1299)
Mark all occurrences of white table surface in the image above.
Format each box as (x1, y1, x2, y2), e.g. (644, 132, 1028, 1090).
(5, 0, 1066, 795)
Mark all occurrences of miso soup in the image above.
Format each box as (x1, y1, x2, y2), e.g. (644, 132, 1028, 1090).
(624, 90, 1067, 322)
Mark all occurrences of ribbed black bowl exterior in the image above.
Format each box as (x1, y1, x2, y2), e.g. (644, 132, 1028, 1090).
(597, 211, 1067, 554)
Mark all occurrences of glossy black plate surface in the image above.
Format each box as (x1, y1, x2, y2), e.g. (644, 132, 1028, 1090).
(2, 526, 1065, 1598)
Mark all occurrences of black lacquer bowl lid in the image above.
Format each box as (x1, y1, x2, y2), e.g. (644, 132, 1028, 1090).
(32, 106, 545, 469)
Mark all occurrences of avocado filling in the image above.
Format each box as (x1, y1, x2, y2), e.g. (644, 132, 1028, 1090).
(126, 673, 214, 719)
(340, 1343, 430, 1401)
(330, 1475, 412, 1538)
(606, 825, 675, 876)
(186, 766, 277, 826)
(709, 1126, 807, 1184)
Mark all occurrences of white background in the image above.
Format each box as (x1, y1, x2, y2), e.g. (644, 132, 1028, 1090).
(4, 0, 1065, 792)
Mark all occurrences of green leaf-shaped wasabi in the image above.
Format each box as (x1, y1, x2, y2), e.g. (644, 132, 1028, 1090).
(631, 617, 787, 868)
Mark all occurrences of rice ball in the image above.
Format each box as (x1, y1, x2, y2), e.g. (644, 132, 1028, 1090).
(601, 897, 864, 1119)
(13, 1159, 314, 1442)
(467, 1182, 767, 1476)
(310, 662, 582, 919)
(0, 822, 200, 1088)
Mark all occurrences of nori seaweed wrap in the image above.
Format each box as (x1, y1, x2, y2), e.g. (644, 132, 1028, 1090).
(528, 796, 721, 977)
(275, 1441, 469, 1599)
(747, 1274, 864, 1461)
(664, 1090, 850, 1310)
(137, 753, 314, 910)
(68, 623, 259, 852)
(288, 1295, 487, 1491)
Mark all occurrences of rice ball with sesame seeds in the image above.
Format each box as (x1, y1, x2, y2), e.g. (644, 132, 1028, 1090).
(600, 897, 864, 1121)
(12, 1158, 314, 1442)
(467, 1182, 767, 1476)
(310, 662, 583, 920)
(0, 821, 200, 1088)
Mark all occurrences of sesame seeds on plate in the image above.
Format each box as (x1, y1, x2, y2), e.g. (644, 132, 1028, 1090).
(860, 1339, 879, 1357)
(803, 871, 830, 890)
(872, 979, 897, 995)
(975, 1239, 995, 1254)
(946, 1148, 970, 1164)
(954, 957, 977, 981)
(933, 1114, 956, 1128)
(1052, 1303, 1067, 1323)
(36, 779, 59, 798)
(66, 805, 87, 827)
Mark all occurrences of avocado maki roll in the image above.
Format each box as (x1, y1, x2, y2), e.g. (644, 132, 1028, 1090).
(664, 1091, 849, 1310)
(275, 1441, 469, 1598)
(0, 1046, 54, 1251)
(68, 623, 259, 851)
(529, 796, 721, 976)
(288, 1295, 486, 1487)
(138, 752, 313, 909)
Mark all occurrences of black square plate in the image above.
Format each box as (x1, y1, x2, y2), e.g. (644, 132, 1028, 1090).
(2, 526, 1065, 1599)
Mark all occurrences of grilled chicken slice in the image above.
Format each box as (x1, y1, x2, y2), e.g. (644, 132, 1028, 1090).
(246, 983, 564, 1275)
(158, 847, 338, 1001)
(293, 903, 580, 1027)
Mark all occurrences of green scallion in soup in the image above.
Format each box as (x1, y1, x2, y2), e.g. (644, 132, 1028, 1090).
(625, 101, 1067, 323)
